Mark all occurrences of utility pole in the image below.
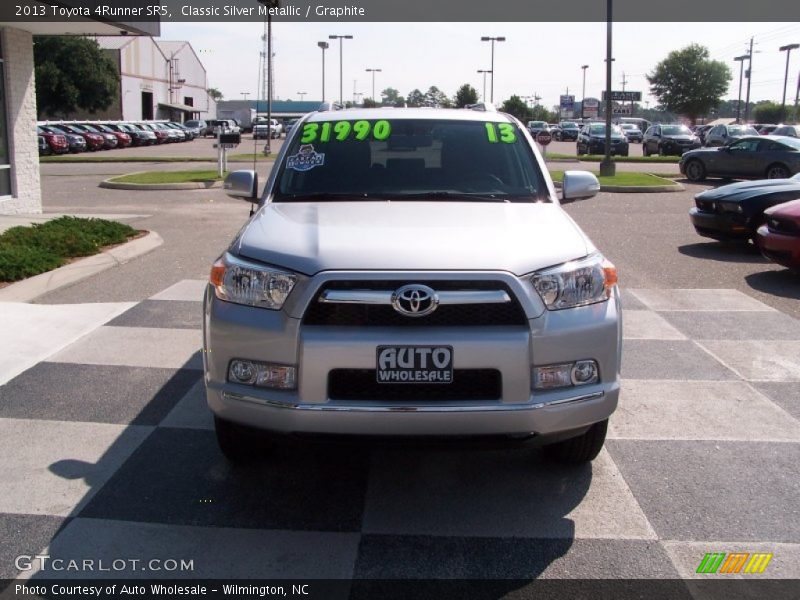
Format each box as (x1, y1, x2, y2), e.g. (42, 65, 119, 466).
(779, 44, 799, 123)
(734, 55, 748, 123)
(581, 65, 589, 120)
(600, 0, 615, 177)
(744, 37, 754, 123)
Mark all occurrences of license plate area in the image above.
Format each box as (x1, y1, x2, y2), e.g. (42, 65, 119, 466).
(376, 345, 453, 384)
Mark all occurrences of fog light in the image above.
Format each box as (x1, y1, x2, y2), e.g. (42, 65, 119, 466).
(571, 360, 599, 385)
(228, 359, 297, 390)
(533, 363, 573, 390)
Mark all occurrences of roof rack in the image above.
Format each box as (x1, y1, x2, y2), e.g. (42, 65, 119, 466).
(465, 102, 497, 112)
(317, 101, 344, 112)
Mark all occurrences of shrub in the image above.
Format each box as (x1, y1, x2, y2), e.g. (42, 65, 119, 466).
(0, 245, 63, 281)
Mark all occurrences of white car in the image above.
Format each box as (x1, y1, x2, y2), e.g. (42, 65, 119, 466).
(252, 118, 283, 140)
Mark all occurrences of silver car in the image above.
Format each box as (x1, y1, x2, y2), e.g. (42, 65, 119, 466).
(205, 105, 621, 465)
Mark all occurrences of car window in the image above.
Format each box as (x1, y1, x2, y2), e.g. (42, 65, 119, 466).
(773, 137, 800, 150)
(275, 118, 547, 202)
(661, 125, 691, 135)
(728, 138, 760, 152)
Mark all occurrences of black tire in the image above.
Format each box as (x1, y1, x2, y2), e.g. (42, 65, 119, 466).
(545, 419, 608, 464)
(642, 144, 649, 157)
(765, 163, 790, 179)
(684, 159, 706, 182)
(621, 150, 629, 157)
(576, 144, 583, 156)
(214, 416, 272, 464)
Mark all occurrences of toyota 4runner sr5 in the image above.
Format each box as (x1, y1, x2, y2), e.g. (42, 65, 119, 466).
(205, 104, 621, 464)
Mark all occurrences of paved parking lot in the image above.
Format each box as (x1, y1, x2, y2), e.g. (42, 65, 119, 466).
(0, 162, 798, 589)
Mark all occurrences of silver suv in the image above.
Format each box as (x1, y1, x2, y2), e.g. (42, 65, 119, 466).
(206, 105, 621, 464)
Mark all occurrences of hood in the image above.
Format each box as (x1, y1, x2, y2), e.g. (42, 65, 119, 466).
(697, 178, 800, 201)
(236, 201, 591, 276)
(765, 198, 800, 219)
(663, 135, 695, 141)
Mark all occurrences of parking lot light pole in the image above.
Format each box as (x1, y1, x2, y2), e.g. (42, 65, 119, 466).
(477, 69, 491, 101)
(365, 68, 382, 103)
(581, 65, 589, 119)
(599, 0, 615, 177)
(317, 41, 329, 102)
(329, 35, 353, 106)
(779, 44, 800, 123)
(481, 37, 505, 103)
(733, 55, 748, 123)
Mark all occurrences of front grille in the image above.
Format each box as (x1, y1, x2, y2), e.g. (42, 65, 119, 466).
(303, 280, 528, 327)
(328, 369, 502, 401)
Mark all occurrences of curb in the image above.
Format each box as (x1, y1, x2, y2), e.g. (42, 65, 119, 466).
(553, 180, 684, 194)
(0, 230, 164, 302)
(100, 175, 222, 190)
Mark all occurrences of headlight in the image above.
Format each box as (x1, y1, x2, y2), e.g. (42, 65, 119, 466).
(531, 254, 617, 310)
(717, 201, 743, 214)
(210, 253, 297, 310)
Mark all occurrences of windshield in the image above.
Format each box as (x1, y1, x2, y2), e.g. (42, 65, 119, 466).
(529, 121, 546, 128)
(779, 137, 800, 150)
(662, 125, 692, 135)
(561, 122, 578, 129)
(185, 121, 201, 127)
(274, 118, 548, 202)
(620, 124, 639, 131)
(589, 124, 623, 135)
(728, 125, 758, 135)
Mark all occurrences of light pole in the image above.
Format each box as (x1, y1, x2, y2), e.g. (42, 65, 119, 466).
(733, 54, 748, 123)
(298, 92, 307, 101)
(600, 0, 615, 177)
(329, 34, 353, 105)
(480, 36, 505, 102)
(365, 68, 382, 103)
(317, 41, 329, 102)
(581, 64, 589, 119)
(241, 92, 250, 100)
(779, 44, 799, 123)
(745, 37, 754, 122)
(477, 69, 491, 101)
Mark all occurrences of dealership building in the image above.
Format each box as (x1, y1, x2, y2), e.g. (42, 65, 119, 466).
(0, 18, 159, 215)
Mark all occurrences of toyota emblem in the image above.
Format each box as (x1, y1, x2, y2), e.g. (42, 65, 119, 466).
(391, 284, 439, 317)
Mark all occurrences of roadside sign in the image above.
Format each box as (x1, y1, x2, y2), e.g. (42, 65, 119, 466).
(602, 91, 642, 102)
(583, 97, 600, 108)
(559, 94, 575, 109)
(612, 106, 633, 115)
(215, 143, 238, 149)
(536, 131, 553, 146)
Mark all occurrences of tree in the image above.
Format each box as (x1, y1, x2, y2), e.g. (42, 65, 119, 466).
(362, 97, 379, 108)
(424, 86, 451, 107)
(33, 36, 118, 119)
(529, 105, 556, 123)
(454, 83, 479, 108)
(207, 87, 224, 102)
(500, 95, 530, 121)
(381, 87, 400, 105)
(407, 89, 425, 107)
(646, 44, 731, 125)
(752, 101, 784, 124)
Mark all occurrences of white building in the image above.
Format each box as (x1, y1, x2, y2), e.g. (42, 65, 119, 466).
(0, 19, 158, 215)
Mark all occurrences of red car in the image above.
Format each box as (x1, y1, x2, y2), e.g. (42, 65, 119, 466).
(51, 124, 105, 151)
(35, 126, 69, 154)
(86, 123, 132, 148)
(756, 198, 800, 272)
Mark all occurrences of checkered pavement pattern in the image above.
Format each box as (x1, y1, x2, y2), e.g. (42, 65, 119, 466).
(1, 282, 799, 586)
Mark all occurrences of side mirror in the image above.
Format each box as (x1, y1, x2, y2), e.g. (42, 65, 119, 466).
(223, 170, 258, 201)
(561, 170, 600, 203)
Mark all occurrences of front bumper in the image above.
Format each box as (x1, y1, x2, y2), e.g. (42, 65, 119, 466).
(756, 224, 800, 269)
(689, 207, 750, 240)
(203, 279, 622, 438)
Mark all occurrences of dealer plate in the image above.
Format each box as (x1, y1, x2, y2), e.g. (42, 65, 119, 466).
(376, 345, 453, 384)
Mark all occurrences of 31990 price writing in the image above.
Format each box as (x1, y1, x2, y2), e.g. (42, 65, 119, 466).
(301, 120, 392, 143)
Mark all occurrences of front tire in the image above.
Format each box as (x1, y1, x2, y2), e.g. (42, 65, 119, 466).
(545, 420, 608, 464)
(684, 159, 706, 182)
(214, 416, 272, 464)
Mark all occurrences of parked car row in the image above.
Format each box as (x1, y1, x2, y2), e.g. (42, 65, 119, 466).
(36, 120, 199, 155)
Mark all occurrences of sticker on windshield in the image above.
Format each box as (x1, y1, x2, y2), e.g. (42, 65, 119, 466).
(286, 144, 325, 171)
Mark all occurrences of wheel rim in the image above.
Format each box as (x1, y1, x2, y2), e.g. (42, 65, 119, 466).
(687, 162, 702, 180)
(767, 166, 787, 179)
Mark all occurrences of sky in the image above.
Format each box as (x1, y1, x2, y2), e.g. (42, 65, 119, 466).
(160, 21, 800, 110)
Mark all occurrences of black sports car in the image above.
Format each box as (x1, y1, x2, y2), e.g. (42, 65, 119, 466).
(680, 135, 800, 182)
(689, 173, 800, 241)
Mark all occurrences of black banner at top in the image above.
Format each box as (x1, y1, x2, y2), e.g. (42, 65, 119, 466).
(2, 0, 800, 22)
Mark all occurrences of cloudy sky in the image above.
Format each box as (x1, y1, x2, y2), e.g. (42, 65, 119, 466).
(160, 21, 800, 109)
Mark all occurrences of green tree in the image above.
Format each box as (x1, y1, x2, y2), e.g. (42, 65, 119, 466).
(752, 101, 784, 124)
(407, 89, 425, 107)
(530, 105, 556, 123)
(500, 95, 530, 121)
(454, 83, 479, 108)
(381, 87, 400, 105)
(423, 86, 451, 107)
(207, 87, 224, 102)
(362, 97, 379, 108)
(34, 36, 119, 119)
(646, 44, 731, 125)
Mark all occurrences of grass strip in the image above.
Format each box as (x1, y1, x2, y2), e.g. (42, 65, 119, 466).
(548, 170, 678, 187)
(108, 170, 224, 184)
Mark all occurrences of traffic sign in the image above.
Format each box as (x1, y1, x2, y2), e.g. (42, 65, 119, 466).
(535, 131, 553, 146)
(611, 106, 633, 115)
(602, 90, 642, 102)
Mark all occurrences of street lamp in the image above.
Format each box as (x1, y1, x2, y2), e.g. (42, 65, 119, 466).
(581, 64, 589, 120)
(365, 68, 382, 103)
(779, 43, 799, 123)
(317, 41, 329, 102)
(733, 54, 748, 123)
(298, 92, 307, 101)
(329, 34, 353, 105)
(477, 69, 492, 101)
(241, 92, 250, 100)
(480, 36, 505, 102)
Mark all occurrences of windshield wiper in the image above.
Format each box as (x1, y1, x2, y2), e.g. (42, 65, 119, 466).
(383, 191, 513, 202)
(278, 192, 371, 202)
